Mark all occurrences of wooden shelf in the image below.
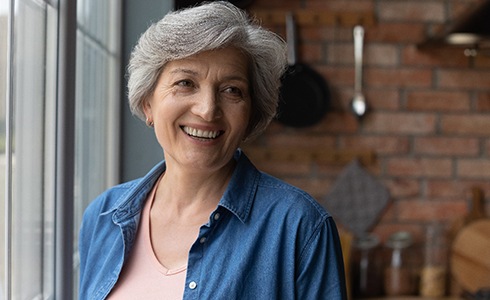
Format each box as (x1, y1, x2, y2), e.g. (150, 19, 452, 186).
(243, 147, 376, 166)
(251, 9, 376, 27)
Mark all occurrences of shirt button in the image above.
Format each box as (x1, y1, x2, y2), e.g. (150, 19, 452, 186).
(189, 281, 197, 289)
(214, 213, 220, 221)
(199, 237, 207, 244)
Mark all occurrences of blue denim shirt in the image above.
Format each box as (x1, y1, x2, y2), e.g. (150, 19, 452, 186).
(79, 150, 346, 299)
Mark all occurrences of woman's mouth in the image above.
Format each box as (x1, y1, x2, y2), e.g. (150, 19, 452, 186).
(181, 126, 223, 140)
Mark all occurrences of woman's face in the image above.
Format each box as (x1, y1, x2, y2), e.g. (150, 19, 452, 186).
(144, 47, 252, 173)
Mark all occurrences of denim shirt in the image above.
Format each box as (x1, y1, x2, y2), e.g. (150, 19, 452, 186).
(79, 150, 346, 300)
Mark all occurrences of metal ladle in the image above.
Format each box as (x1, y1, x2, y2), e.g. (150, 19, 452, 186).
(350, 25, 367, 119)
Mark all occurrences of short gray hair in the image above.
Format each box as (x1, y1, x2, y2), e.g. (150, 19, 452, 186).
(127, 1, 287, 140)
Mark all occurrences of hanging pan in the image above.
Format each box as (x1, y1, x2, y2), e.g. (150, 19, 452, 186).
(277, 12, 330, 127)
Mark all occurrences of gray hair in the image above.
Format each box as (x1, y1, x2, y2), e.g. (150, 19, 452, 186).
(127, 1, 287, 140)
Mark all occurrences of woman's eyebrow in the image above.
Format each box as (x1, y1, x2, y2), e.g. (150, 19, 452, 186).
(168, 68, 199, 76)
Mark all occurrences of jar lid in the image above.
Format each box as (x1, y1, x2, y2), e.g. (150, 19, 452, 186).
(354, 234, 380, 249)
(386, 231, 413, 249)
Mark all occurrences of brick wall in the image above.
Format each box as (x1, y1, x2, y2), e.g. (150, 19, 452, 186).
(246, 0, 490, 259)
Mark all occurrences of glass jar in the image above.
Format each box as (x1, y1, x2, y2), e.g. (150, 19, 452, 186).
(384, 231, 416, 296)
(350, 234, 383, 298)
(419, 223, 448, 297)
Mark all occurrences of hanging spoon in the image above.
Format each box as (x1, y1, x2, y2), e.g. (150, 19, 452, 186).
(350, 25, 367, 119)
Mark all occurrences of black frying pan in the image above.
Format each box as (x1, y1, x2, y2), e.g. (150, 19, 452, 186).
(277, 13, 330, 127)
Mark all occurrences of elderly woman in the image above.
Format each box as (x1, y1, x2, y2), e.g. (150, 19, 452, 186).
(79, 2, 346, 299)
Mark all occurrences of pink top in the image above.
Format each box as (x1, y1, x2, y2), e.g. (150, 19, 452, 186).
(107, 178, 187, 299)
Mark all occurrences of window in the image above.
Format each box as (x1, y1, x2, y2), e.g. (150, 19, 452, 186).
(6, 1, 57, 298)
(73, 0, 121, 294)
(1, 0, 121, 298)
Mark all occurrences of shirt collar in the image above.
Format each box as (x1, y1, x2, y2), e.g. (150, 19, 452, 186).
(108, 161, 166, 220)
(111, 149, 259, 224)
(218, 149, 260, 224)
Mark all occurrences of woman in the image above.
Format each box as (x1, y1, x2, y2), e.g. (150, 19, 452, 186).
(79, 2, 346, 299)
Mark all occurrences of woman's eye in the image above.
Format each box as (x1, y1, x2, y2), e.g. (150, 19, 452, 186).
(175, 79, 194, 88)
(223, 86, 243, 97)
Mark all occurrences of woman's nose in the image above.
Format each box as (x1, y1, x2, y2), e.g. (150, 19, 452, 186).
(192, 89, 222, 121)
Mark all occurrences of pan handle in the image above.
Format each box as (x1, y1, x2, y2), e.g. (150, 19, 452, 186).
(286, 12, 297, 65)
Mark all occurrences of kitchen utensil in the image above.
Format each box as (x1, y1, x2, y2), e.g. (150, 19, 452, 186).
(451, 219, 490, 294)
(322, 159, 390, 237)
(277, 12, 330, 127)
(350, 25, 367, 119)
(450, 187, 490, 295)
(449, 187, 486, 241)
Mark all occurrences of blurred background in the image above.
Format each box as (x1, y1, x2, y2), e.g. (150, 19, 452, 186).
(1, 0, 489, 299)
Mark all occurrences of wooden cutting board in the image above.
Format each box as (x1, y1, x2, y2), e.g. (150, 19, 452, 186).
(450, 219, 490, 294)
(450, 187, 490, 294)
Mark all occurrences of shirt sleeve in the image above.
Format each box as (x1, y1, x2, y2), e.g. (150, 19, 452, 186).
(295, 216, 347, 300)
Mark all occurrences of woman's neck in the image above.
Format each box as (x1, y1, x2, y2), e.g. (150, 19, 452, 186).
(152, 158, 236, 218)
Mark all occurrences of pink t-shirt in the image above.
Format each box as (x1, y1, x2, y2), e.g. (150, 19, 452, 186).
(107, 178, 187, 299)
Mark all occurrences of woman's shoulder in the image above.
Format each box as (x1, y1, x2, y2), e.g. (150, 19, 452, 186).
(255, 171, 330, 220)
(83, 178, 143, 218)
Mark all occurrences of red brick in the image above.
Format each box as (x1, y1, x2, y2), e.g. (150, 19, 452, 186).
(427, 180, 466, 199)
(335, 87, 400, 112)
(340, 136, 410, 155)
(474, 53, 490, 69)
(250, 159, 312, 177)
(457, 159, 490, 179)
(327, 44, 399, 67)
(441, 115, 490, 136)
(366, 68, 433, 88)
(403, 46, 470, 68)
(366, 44, 399, 67)
(406, 91, 471, 112)
(414, 137, 479, 156)
(249, 0, 301, 10)
(327, 87, 351, 111)
(386, 158, 452, 178)
(378, 1, 445, 22)
(243, 0, 490, 245)
(317, 163, 354, 177)
(311, 112, 359, 134)
(439, 69, 490, 89)
(301, 26, 347, 43)
(364, 89, 401, 110)
(450, 0, 486, 20)
(397, 199, 467, 222)
(476, 92, 490, 111)
(326, 44, 354, 66)
(426, 179, 490, 200)
(306, 0, 374, 12)
(318, 66, 353, 87)
(266, 133, 336, 149)
(384, 178, 421, 198)
(298, 42, 324, 64)
(368, 23, 426, 44)
(285, 177, 334, 199)
(363, 112, 437, 135)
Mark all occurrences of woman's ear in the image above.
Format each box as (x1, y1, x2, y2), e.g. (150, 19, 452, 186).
(143, 101, 154, 127)
(142, 100, 152, 116)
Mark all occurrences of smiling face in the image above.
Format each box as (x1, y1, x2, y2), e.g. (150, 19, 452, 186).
(144, 47, 252, 173)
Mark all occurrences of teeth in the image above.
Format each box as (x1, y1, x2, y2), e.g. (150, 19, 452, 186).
(183, 126, 220, 139)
